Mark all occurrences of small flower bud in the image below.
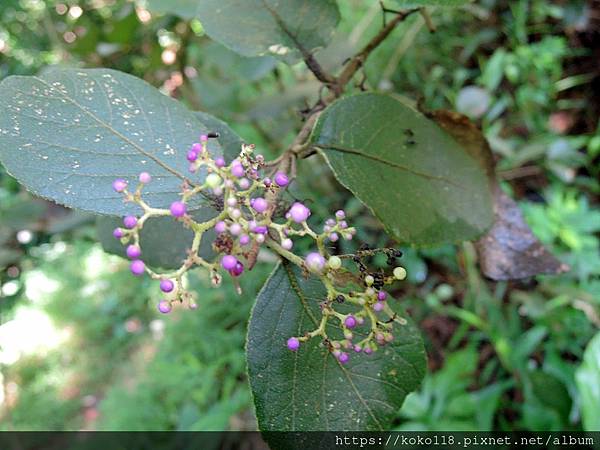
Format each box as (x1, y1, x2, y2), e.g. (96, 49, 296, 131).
(393, 266, 407, 280)
(365, 275, 374, 286)
(328, 256, 342, 270)
(206, 173, 221, 188)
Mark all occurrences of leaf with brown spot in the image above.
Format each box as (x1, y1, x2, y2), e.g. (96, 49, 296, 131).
(429, 110, 568, 280)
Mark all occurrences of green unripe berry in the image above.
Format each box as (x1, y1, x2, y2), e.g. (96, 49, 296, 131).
(393, 266, 407, 280)
(328, 256, 342, 270)
(206, 173, 221, 188)
(365, 275, 374, 286)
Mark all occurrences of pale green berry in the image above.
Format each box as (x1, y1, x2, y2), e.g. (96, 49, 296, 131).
(365, 275, 374, 286)
(206, 173, 221, 188)
(328, 256, 342, 270)
(393, 266, 407, 280)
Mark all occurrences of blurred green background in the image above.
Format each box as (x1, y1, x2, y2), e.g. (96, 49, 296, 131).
(1, 0, 599, 431)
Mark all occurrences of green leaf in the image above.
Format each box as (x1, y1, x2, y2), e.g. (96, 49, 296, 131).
(96, 208, 216, 269)
(576, 332, 600, 431)
(193, 111, 244, 162)
(247, 262, 426, 431)
(390, 0, 472, 7)
(146, 0, 340, 63)
(145, 0, 199, 19)
(0, 68, 223, 216)
(311, 93, 494, 246)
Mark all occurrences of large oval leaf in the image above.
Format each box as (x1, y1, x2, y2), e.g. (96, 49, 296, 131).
(247, 262, 426, 431)
(146, 0, 340, 64)
(311, 93, 494, 246)
(0, 68, 221, 216)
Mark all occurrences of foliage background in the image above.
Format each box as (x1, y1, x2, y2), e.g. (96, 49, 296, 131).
(0, 0, 599, 431)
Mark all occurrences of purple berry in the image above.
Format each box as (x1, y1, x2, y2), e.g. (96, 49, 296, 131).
(344, 315, 357, 329)
(170, 201, 187, 217)
(160, 279, 174, 293)
(354, 345, 362, 353)
(335, 210, 345, 219)
(187, 149, 198, 162)
(200, 134, 208, 142)
(253, 225, 268, 235)
(126, 244, 142, 259)
(123, 215, 138, 229)
(221, 255, 237, 271)
(377, 291, 387, 301)
(239, 178, 250, 190)
(305, 252, 325, 273)
(158, 300, 172, 314)
(337, 352, 349, 364)
(252, 197, 268, 214)
(274, 172, 289, 187)
(329, 232, 339, 242)
(364, 347, 373, 355)
(231, 161, 244, 177)
(215, 157, 225, 168)
(287, 337, 300, 351)
(113, 228, 124, 239)
(373, 302, 384, 312)
(139, 172, 152, 184)
(112, 178, 128, 192)
(263, 177, 272, 187)
(130, 260, 145, 276)
(229, 261, 244, 277)
(215, 221, 227, 234)
(239, 234, 250, 245)
(288, 202, 311, 223)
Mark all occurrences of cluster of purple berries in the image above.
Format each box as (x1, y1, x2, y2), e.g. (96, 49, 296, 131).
(286, 264, 408, 364)
(110, 132, 408, 363)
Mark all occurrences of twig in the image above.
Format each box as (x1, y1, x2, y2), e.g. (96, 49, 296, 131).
(334, 8, 419, 95)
